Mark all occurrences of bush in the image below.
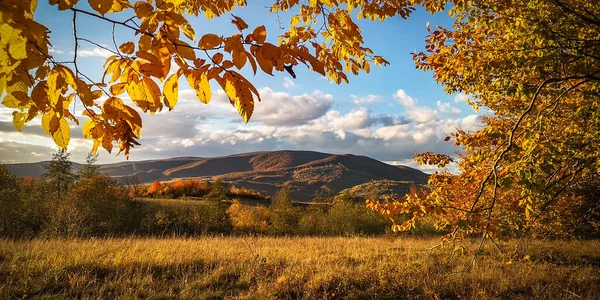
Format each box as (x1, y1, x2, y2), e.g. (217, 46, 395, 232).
(326, 199, 387, 236)
(135, 199, 233, 236)
(228, 200, 271, 233)
(45, 175, 135, 237)
(0, 166, 24, 237)
(267, 188, 301, 235)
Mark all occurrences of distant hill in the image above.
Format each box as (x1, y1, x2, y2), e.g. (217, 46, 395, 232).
(3, 150, 428, 202)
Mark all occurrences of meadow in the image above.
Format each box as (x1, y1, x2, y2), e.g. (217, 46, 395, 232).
(1, 237, 599, 299)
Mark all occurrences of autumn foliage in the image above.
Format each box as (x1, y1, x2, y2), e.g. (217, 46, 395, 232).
(1, 0, 395, 156)
(369, 0, 600, 240)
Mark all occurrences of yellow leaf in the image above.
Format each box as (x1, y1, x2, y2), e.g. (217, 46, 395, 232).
(0, 75, 5, 96)
(110, 82, 128, 96)
(224, 78, 237, 101)
(134, 1, 154, 18)
(102, 59, 121, 83)
(52, 117, 70, 149)
(363, 61, 370, 74)
(31, 82, 48, 109)
(41, 111, 59, 135)
(55, 65, 76, 87)
(123, 105, 142, 136)
(73, 78, 95, 106)
(163, 73, 179, 110)
(136, 50, 161, 65)
(109, 0, 132, 13)
(252, 25, 267, 44)
(196, 73, 211, 104)
(119, 42, 135, 55)
(199, 34, 222, 50)
(12, 111, 28, 132)
(174, 42, 196, 61)
(91, 139, 101, 155)
(82, 118, 95, 139)
(8, 29, 27, 60)
(88, 0, 113, 15)
(127, 77, 162, 114)
(46, 71, 63, 107)
(2, 80, 28, 108)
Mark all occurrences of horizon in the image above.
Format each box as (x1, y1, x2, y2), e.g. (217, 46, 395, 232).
(1, 149, 441, 173)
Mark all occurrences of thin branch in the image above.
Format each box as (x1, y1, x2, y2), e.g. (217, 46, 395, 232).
(77, 38, 119, 56)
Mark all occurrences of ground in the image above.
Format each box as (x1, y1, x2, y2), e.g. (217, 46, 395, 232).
(1, 237, 599, 299)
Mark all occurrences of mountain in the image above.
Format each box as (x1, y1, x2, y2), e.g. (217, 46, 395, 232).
(3, 150, 428, 202)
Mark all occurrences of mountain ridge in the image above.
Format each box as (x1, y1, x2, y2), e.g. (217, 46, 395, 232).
(3, 150, 428, 201)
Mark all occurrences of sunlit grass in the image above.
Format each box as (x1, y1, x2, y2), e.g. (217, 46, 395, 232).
(1, 237, 599, 299)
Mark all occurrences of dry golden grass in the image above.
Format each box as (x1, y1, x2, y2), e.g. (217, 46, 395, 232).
(1, 237, 599, 299)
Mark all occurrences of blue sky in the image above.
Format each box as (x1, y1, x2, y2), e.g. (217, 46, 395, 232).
(0, 2, 480, 171)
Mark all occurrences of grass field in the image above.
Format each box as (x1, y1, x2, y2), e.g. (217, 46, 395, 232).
(1, 237, 599, 299)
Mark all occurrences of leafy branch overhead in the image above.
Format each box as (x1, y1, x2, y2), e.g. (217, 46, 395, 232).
(368, 0, 600, 242)
(1, 0, 396, 156)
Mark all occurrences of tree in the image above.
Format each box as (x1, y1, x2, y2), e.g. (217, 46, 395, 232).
(369, 0, 600, 240)
(79, 152, 100, 179)
(43, 149, 76, 197)
(1, 0, 403, 157)
(206, 178, 228, 201)
(0, 166, 24, 237)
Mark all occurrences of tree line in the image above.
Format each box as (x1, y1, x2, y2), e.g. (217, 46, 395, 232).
(0, 150, 402, 238)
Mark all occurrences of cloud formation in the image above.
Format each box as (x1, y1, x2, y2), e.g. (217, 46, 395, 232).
(0, 87, 482, 171)
(77, 47, 114, 58)
(282, 77, 298, 89)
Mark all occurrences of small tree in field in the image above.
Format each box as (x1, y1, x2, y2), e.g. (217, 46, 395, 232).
(79, 153, 100, 179)
(43, 149, 75, 198)
(206, 178, 228, 201)
(268, 187, 301, 235)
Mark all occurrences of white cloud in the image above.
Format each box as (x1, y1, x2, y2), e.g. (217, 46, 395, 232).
(386, 158, 459, 174)
(351, 94, 381, 105)
(460, 114, 481, 130)
(436, 101, 462, 116)
(249, 88, 334, 126)
(454, 93, 469, 103)
(282, 77, 298, 89)
(77, 47, 114, 58)
(393, 89, 438, 123)
(375, 124, 411, 140)
(407, 106, 437, 123)
(49, 47, 65, 54)
(326, 108, 371, 130)
(394, 89, 416, 108)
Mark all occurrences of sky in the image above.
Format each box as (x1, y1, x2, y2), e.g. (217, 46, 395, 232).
(0, 2, 482, 171)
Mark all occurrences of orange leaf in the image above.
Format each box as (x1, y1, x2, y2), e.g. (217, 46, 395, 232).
(252, 25, 267, 44)
(199, 34, 223, 50)
(231, 15, 248, 31)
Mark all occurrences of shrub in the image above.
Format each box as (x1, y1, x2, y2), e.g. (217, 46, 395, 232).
(227, 200, 271, 233)
(135, 199, 233, 236)
(0, 166, 24, 237)
(267, 188, 301, 235)
(45, 175, 135, 237)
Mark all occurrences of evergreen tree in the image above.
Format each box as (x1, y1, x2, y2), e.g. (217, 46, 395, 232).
(43, 149, 75, 198)
(79, 153, 100, 179)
